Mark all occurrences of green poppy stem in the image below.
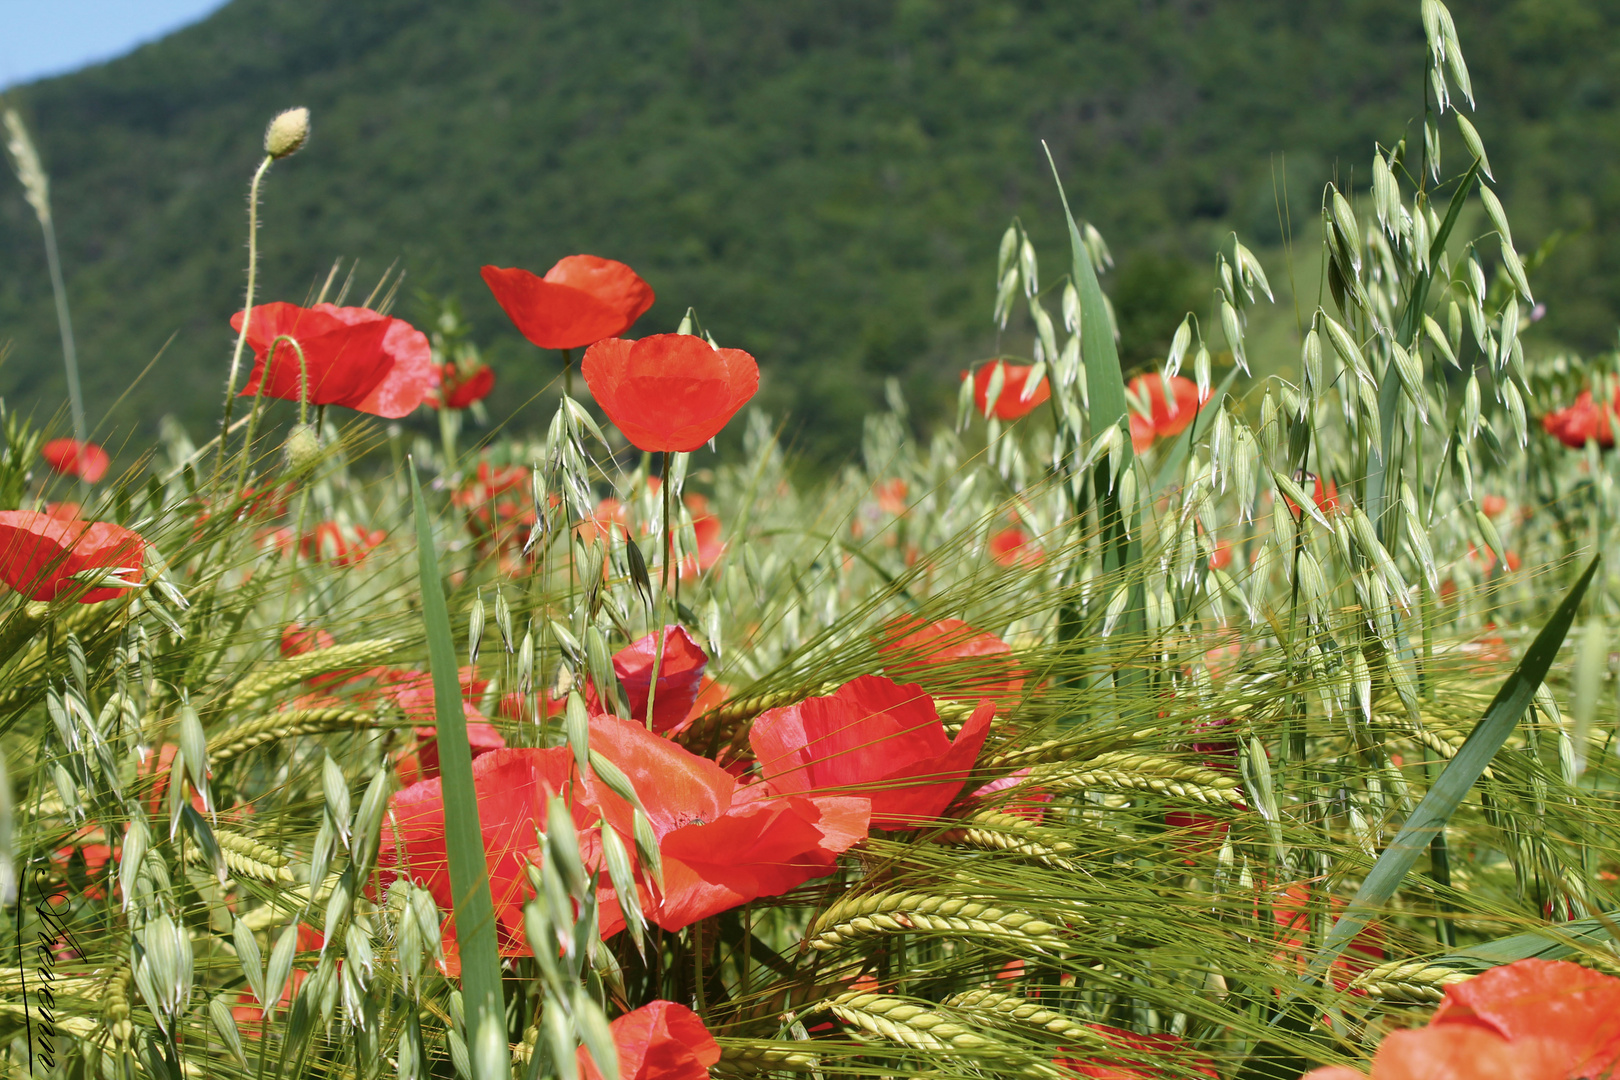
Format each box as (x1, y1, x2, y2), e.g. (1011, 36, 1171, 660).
(235, 333, 308, 495)
(216, 153, 274, 487)
(561, 346, 574, 399)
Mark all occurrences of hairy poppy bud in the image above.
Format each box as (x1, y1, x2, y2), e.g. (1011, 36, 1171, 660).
(264, 108, 310, 160)
(283, 424, 321, 474)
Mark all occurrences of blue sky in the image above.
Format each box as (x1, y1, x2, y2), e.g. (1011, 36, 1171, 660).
(0, 0, 228, 90)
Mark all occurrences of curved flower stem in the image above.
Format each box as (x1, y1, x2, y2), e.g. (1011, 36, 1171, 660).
(643, 450, 673, 730)
(235, 334, 308, 495)
(561, 347, 574, 399)
(215, 153, 274, 487)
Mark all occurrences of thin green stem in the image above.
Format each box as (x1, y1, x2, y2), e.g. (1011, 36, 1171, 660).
(235, 334, 308, 494)
(561, 347, 575, 399)
(215, 153, 275, 486)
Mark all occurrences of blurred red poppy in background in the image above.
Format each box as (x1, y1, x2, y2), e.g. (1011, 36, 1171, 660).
(300, 522, 386, 566)
(232, 302, 434, 418)
(989, 525, 1043, 567)
(587, 714, 870, 934)
(482, 255, 655, 351)
(679, 493, 725, 579)
(280, 623, 336, 657)
(0, 512, 144, 602)
(1543, 389, 1620, 449)
(579, 1001, 720, 1080)
(611, 625, 710, 734)
(963, 361, 1050, 420)
(1128, 373, 1208, 441)
(877, 616, 1026, 709)
(750, 675, 994, 830)
(432, 361, 495, 410)
(583, 334, 759, 452)
(41, 438, 110, 483)
(1054, 1023, 1218, 1078)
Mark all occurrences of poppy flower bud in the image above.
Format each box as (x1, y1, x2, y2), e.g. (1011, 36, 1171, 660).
(264, 107, 310, 160)
(283, 424, 321, 474)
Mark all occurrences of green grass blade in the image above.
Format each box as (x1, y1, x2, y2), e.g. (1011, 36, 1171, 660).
(409, 460, 511, 1080)
(1043, 142, 1126, 433)
(1043, 143, 1145, 668)
(1308, 553, 1599, 980)
(1437, 913, 1619, 970)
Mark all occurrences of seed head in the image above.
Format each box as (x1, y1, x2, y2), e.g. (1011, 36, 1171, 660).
(264, 107, 310, 160)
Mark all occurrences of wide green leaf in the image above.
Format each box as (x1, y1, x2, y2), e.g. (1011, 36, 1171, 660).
(1307, 553, 1599, 980)
(410, 461, 511, 1080)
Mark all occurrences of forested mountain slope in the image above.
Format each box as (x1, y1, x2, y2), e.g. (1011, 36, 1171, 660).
(1, 0, 1616, 456)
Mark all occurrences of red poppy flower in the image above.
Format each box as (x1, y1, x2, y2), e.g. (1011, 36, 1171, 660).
(1055, 1023, 1217, 1078)
(610, 625, 710, 734)
(1428, 958, 1620, 1076)
(587, 714, 870, 934)
(877, 616, 1026, 709)
(300, 522, 386, 566)
(989, 526, 1043, 567)
(380, 746, 583, 957)
(482, 256, 655, 351)
(280, 623, 336, 658)
(874, 479, 909, 516)
(1542, 390, 1620, 449)
(678, 493, 725, 579)
(1301, 958, 1620, 1079)
(579, 1001, 721, 1080)
(231, 302, 435, 418)
(1128, 413, 1155, 454)
(0, 512, 144, 602)
(1482, 494, 1508, 518)
(1283, 474, 1340, 518)
(44, 502, 81, 521)
(1128, 373, 1208, 440)
(432, 362, 496, 410)
(962, 362, 1050, 421)
(41, 439, 110, 483)
(1165, 717, 1242, 859)
(582, 334, 759, 452)
(1271, 883, 1385, 993)
(749, 675, 995, 830)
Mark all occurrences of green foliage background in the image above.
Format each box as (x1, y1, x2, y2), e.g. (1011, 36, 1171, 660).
(1, 0, 1618, 458)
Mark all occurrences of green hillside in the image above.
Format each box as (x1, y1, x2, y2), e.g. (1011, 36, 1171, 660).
(2, 0, 1618, 460)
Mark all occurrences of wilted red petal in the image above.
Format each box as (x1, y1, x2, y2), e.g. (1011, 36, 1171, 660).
(750, 675, 993, 829)
(41, 439, 110, 483)
(582, 335, 759, 452)
(481, 256, 654, 351)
